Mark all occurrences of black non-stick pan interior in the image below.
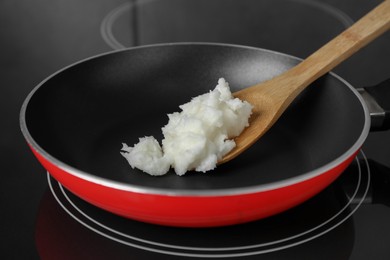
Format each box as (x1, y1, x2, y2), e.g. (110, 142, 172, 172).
(25, 44, 366, 191)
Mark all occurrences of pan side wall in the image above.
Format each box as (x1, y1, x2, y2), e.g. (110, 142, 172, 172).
(29, 142, 359, 227)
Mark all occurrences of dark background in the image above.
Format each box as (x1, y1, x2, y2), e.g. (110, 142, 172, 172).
(1, 0, 389, 259)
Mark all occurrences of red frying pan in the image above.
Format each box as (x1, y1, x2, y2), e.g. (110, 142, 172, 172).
(20, 42, 389, 227)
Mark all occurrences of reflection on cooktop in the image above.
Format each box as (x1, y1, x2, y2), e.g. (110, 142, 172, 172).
(35, 151, 371, 259)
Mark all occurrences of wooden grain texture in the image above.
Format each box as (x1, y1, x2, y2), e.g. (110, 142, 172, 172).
(221, 0, 390, 164)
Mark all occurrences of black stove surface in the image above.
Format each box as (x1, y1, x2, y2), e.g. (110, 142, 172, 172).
(1, 0, 389, 259)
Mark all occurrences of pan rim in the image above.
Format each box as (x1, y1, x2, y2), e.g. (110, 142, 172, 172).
(19, 42, 371, 196)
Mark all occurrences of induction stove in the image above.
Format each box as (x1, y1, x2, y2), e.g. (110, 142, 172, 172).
(1, 0, 389, 259)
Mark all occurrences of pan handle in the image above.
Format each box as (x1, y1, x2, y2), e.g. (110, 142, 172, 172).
(357, 79, 390, 131)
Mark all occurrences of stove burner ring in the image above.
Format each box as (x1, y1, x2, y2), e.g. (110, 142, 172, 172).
(100, 0, 354, 50)
(48, 151, 370, 258)
(100, 1, 131, 50)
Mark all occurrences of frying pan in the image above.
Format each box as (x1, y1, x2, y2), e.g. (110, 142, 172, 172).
(20, 43, 388, 227)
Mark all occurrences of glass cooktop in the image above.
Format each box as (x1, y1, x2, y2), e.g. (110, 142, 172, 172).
(1, 0, 389, 259)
